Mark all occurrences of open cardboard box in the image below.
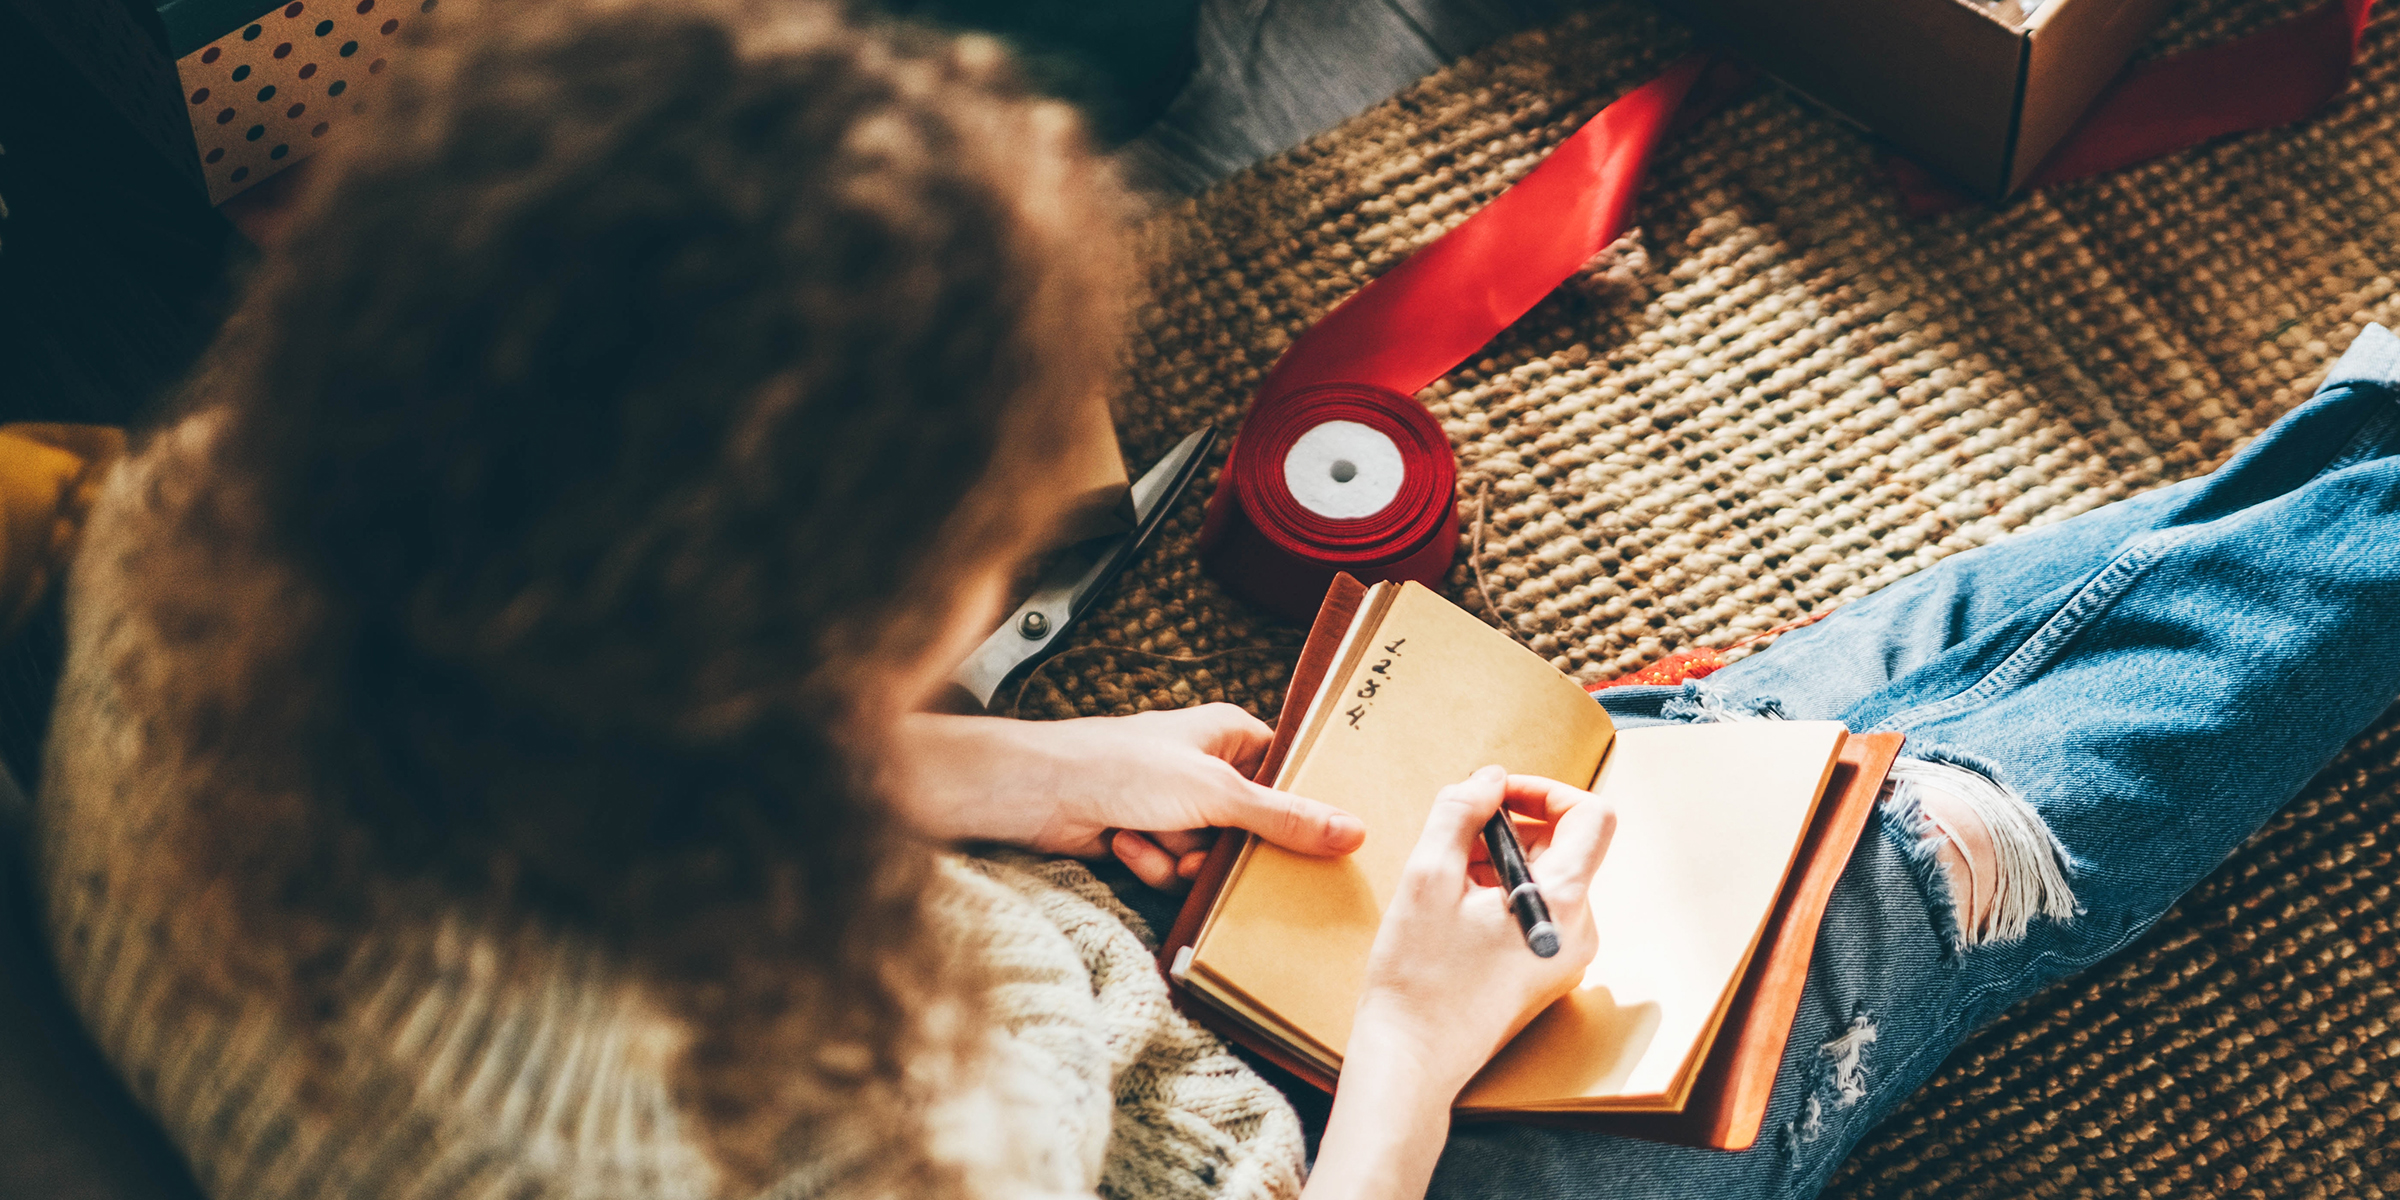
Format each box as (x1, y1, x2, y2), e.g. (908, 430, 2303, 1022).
(1665, 0, 2178, 199)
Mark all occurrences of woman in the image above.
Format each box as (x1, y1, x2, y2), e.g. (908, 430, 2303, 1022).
(39, 2, 1601, 1197)
(37, 0, 2400, 1198)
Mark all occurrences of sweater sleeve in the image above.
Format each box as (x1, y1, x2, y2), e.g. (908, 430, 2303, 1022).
(35, 417, 720, 1200)
(964, 854, 1306, 1200)
(35, 415, 1302, 1200)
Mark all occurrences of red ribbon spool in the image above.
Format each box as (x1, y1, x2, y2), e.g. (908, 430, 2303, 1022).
(1199, 382, 1459, 621)
(1198, 57, 1713, 622)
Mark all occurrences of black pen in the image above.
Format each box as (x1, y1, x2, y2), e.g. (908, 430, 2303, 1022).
(1482, 809, 1560, 958)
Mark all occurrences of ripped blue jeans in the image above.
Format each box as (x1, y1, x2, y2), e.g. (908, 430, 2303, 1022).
(1427, 323, 2400, 1198)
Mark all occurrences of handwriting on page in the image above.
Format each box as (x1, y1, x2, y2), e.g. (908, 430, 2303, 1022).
(1344, 638, 1407, 729)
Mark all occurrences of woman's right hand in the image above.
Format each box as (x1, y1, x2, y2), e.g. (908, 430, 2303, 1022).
(1302, 766, 1616, 1200)
(1351, 764, 1618, 1096)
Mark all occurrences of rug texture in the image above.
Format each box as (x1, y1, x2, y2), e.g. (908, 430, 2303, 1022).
(1021, 0, 2400, 1195)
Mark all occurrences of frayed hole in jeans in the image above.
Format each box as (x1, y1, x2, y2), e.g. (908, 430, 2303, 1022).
(1663, 684, 1786, 723)
(1783, 1012, 1878, 1151)
(1883, 757, 2079, 950)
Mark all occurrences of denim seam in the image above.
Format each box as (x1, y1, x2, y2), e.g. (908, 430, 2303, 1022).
(1874, 526, 2192, 733)
(2315, 390, 2400, 477)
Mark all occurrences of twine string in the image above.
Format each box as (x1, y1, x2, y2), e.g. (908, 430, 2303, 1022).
(1468, 482, 1536, 651)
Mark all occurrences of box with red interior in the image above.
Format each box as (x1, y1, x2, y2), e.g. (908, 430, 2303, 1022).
(1666, 0, 2177, 198)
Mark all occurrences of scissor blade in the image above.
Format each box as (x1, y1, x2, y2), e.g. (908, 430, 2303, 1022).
(949, 426, 1216, 709)
(1068, 426, 1214, 618)
(1129, 426, 1214, 527)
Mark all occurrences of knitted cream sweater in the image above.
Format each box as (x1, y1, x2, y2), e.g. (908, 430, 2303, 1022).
(34, 416, 1306, 1200)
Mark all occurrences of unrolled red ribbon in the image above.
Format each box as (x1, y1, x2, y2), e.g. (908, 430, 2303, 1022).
(1202, 1, 2377, 620)
(1202, 57, 1713, 620)
(1250, 56, 1713, 404)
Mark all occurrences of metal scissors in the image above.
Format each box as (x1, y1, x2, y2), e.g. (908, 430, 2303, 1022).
(952, 425, 1216, 710)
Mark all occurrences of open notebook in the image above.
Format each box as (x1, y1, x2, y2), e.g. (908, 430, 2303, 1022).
(1160, 575, 1901, 1150)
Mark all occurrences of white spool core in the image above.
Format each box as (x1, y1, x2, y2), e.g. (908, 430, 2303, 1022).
(1283, 420, 1405, 520)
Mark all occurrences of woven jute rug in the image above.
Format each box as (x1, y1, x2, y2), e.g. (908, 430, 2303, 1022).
(1019, 0, 2399, 1194)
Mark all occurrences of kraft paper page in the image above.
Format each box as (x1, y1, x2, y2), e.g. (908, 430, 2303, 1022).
(1187, 582, 1616, 1060)
(1459, 720, 1847, 1110)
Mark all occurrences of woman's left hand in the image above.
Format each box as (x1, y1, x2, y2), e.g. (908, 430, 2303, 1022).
(885, 704, 1365, 890)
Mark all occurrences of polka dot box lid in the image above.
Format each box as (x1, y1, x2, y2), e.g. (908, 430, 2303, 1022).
(166, 0, 436, 204)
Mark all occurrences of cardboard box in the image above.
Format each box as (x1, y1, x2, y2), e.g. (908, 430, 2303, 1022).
(17, 0, 434, 204)
(1056, 386, 1133, 544)
(1664, 0, 2177, 198)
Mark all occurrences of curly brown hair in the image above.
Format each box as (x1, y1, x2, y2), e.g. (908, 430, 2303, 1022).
(146, 0, 1126, 1190)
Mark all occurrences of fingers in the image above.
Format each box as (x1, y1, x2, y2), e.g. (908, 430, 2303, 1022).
(1169, 702, 1275, 778)
(1204, 776, 1366, 856)
(1528, 786, 1617, 903)
(1110, 828, 1215, 887)
(1403, 765, 1509, 887)
(1502, 774, 1596, 823)
(1111, 830, 1187, 892)
(1152, 828, 1211, 857)
(1153, 828, 1215, 882)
